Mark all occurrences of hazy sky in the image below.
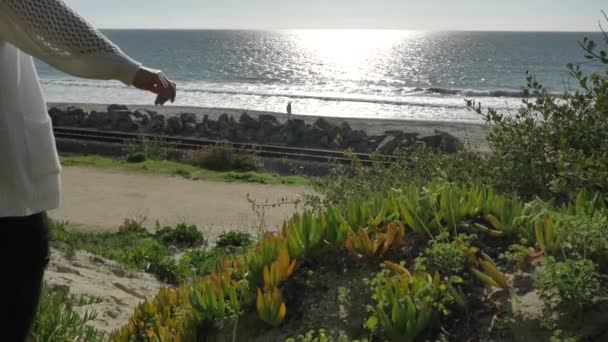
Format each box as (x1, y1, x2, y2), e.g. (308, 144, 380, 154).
(67, 0, 606, 31)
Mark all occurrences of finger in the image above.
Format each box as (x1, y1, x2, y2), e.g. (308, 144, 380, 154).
(155, 94, 170, 106)
(170, 82, 177, 103)
(157, 73, 169, 89)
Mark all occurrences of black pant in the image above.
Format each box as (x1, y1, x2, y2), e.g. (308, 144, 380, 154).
(0, 213, 50, 342)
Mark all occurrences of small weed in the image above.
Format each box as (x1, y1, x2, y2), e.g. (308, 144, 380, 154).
(216, 231, 254, 248)
(533, 257, 603, 314)
(183, 145, 260, 172)
(414, 234, 467, 276)
(172, 168, 192, 179)
(32, 283, 105, 341)
(126, 152, 146, 163)
(499, 242, 532, 271)
(154, 223, 206, 248)
(126, 137, 172, 161)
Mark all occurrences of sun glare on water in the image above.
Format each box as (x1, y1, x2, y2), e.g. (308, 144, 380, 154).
(287, 30, 425, 86)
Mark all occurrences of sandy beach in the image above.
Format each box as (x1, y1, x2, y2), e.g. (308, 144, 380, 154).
(49, 102, 493, 153)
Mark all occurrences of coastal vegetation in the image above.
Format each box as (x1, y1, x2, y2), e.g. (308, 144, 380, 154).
(36, 28, 608, 341)
(60, 155, 308, 185)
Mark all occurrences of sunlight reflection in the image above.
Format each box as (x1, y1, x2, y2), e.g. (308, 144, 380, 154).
(289, 30, 423, 82)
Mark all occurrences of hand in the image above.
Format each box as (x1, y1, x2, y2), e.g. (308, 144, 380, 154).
(132, 66, 177, 106)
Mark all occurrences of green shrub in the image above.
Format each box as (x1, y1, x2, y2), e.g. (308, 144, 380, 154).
(49, 220, 187, 283)
(499, 243, 532, 271)
(126, 136, 171, 161)
(216, 231, 254, 248)
(533, 257, 603, 313)
(284, 329, 355, 342)
(414, 234, 467, 276)
(154, 223, 205, 248)
(468, 33, 608, 201)
(557, 213, 608, 266)
(313, 148, 490, 207)
(126, 152, 146, 163)
(32, 283, 105, 341)
(178, 249, 223, 277)
(171, 168, 192, 178)
(183, 145, 260, 172)
(117, 218, 149, 235)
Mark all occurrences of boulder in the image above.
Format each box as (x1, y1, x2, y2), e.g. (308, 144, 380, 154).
(133, 109, 152, 125)
(167, 116, 184, 134)
(257, 119, 279, 139)
(419, 130, 460, 153)
(287, 119, 306, 133)
(108, 110, 138, 132)
(115, 114, 139, 132)
(376, 135, 400, 155)
(180, 112, 197, 124)
(107, 104, 129, 112)
(268, 132, 285, 144)
(352, 141, 372, 153)
(258, 114, 279, 125)
(319, 135, 330, 147)
(348, 130, 367, 143)
(217, 113, 231, 126)
(183, 122, 197, 135)
(239, 112, 258, 129)
(314, 117, 336, 132)
(148, 114, 167, 133)
(50, 106, 87, 126)
(85, 111, 112, 129)
(301, 127, 325, 146)
(217, 114, 236, 139)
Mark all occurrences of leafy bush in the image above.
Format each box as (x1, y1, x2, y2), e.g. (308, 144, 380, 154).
(49, 220, 191, 284)
(468, 33, 608, 201)
(313, 148, 490, 207)
(117, 218, 149, 235)
(499, 243, 532, 271)
(216, 231, 254, 248)
(126, 136, 171, 161)
(125, 152, 146, 163)
(32, 283, 105, 341)
(558, 213, 608, 266)
(179, 249, 226, 277)
(183, 145, 260, 172)
(414, 234, 467, 276)
(154, 223, 206, 248)
(533, 257, 604, 313)
(284, 329, 356, 342)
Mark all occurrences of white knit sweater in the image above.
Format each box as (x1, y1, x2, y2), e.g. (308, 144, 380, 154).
(0, 0, 141, 217)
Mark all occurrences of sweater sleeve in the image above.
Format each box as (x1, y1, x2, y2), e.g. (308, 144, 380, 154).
(0, 0, 141, 85)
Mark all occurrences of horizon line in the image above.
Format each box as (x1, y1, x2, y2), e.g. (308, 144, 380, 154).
(99, 27, 604, 33)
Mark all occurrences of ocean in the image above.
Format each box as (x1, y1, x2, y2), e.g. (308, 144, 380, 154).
(36, 30, 606, 122)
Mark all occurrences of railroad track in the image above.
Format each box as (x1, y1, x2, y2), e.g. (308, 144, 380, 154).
(53, 126, 396, 165)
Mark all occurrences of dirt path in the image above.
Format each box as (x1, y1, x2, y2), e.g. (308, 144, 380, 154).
(50, 167, 312, 237)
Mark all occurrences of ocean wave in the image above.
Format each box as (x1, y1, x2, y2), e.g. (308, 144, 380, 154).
(40, 79, 519, 109)
(422, 87, 524, 97)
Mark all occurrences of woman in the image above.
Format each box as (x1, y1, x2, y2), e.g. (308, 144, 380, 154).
(0, 0, 177, 339)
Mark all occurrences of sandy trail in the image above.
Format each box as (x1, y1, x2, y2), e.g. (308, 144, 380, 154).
(50, 167, 311, 236)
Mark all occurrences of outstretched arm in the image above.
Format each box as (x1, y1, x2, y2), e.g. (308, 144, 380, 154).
(0, 0, 176, 104)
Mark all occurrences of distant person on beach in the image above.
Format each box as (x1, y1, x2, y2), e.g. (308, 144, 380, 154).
(0, 0, 176, 340)
(286, 102, 292, 120)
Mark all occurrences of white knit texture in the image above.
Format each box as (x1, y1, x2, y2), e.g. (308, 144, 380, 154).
(0, 0, 142, 217)
(4, 0, 120, 56)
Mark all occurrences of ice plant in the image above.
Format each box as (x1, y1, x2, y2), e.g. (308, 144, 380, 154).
(256, 287, 287, 327)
